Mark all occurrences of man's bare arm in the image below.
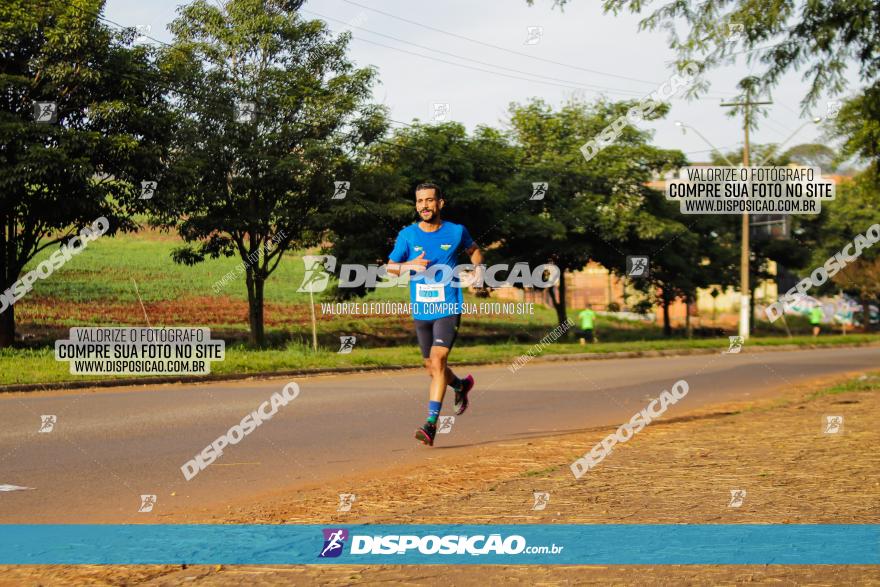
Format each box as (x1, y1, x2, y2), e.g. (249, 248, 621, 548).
(466, 243, 482, 263)
(466, 244, 486, 287)
(386, 251, 429, 276)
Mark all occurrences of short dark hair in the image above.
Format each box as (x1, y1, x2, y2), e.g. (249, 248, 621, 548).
(415, 182, 443, 200)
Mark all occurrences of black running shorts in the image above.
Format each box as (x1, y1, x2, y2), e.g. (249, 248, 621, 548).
(414, 314, 462, 359)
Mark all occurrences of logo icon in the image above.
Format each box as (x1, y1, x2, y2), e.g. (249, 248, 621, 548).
(332, 181, 350, 200)
(319, 528, 349, 558)
(297, 255, 336, 293)
(728, 489, 746, 508)
(530, 182, 548, 200)
(338, 336, 356, 354)
(725, 336, 744, 354)
(138, 494, 157, 512)
(825, 100, 842, 120)
(532, 491, 550, 511)
(140, 180, 157, 200)
(235, 100, 255, 123)
(134, 24, 152, 45)
(437, 415, 455, 434)
(431, 102, 450, 123)
(524, 26, 543, 45)
(439, 244, 451, 251)
(337, 493, 356, 512)
(33, 101, 57, 123)
(38, 415, 57, 433)
(726, 22, 745, 44)
(823, 415, 843, 434)
(626, 255, 650, 278)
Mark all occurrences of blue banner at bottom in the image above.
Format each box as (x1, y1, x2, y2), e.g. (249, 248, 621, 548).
(0, 524, 877, 565)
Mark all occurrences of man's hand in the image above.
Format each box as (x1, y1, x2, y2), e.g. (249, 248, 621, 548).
(458, 263, 486, 289)
(398, 251, 430, 275)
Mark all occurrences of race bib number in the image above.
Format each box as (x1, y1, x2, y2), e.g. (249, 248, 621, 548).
(416, 283, 445, 303)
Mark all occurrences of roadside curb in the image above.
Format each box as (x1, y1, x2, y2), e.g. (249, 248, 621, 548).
(526, 341, 880, 363)
(3, 341, 879, 394)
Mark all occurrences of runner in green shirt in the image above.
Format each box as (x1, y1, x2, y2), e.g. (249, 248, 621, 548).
(809, 306, 823, 337)
(577, 306, 597, 344)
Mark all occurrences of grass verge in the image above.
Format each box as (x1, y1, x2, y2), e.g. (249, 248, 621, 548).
(1, 334, 878, 388)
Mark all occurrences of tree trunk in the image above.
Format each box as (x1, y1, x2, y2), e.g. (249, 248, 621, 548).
(662, 293, 672, 337)
(749, 284, 756, 334)
(0, 215, 13, 348)
(0, 303, 14, 348)
(245, 270, 266, 347)
(685, 298, 692, 340)
(554, 270, 568, 326)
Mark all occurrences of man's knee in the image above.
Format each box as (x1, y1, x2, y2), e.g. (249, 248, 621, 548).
(428, 354, 447, 375)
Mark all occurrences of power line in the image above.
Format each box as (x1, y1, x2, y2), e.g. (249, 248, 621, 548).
(352, 36, 609, 94)
(59, 0, 733, 111)
(36, 0, 707, 164)
(37, 1, 461, 162)
(36, 0, 377, 139)
(68, 1, 624, 128)
(683, 145, 741, 155)
(335, 0, 740, 101)
(355, 33, 738, 101)
(303, 8, 650, 98)
(339, 0, 665, 87)
(758, 116, 797, 139)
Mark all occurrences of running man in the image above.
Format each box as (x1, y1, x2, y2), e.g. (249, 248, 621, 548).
(577, 304, 596, 344)
(386, 182, 482, 446)
(320, 529, 346, 557)
(809, 305, 823, 337)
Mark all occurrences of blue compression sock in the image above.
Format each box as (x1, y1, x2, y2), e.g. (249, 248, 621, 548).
(427, 400, 442, 424)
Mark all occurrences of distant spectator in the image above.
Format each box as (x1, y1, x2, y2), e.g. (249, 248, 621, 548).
(577, 305, 597, 345)
(809, 306, 823, 337)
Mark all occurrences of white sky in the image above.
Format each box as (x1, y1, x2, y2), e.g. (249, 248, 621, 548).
(105, 0, 862, 162)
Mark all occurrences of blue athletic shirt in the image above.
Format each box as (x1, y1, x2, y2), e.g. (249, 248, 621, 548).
(388, 221, 475, 320)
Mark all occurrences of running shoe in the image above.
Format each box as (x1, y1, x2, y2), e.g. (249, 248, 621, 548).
(415, 421, 437, 446)
(454, 374, 474, 416)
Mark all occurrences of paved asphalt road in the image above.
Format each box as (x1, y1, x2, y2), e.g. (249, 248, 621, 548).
(1, 346, 877, 522)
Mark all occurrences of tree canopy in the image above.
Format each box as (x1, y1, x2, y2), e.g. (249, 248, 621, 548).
(531, 0, 880, 110)
(154, 0, 384, 346)
(0, 0, 173, 346)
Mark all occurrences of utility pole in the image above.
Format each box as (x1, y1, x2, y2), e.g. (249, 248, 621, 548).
(721, 87, 772, 339)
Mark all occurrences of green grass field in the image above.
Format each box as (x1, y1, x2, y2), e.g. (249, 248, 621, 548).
(12, 226, 667, 342)
(20, 226, 408, 305)
(4, 226, 878, 387)
(3, 334, 878, 387)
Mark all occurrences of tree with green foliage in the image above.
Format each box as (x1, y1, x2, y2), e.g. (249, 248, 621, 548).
(618, 192, 738, 336)
(823, 58, 880, 328)
(783, 143, 838, 173)
(542, 0, 880, 109)
(324, 121, 515, 299)
(496, 98, 686, 327)
(156, 0, 385, 346)
(833, 86, 880, 171)
(809, 174, 880, 329)
(0, 0, 173, 347)
(709, 144, 815, 329)
(710, 144, 787, 169)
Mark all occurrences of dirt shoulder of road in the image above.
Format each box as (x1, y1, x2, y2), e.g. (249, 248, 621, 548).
(3, 370, 879, 586)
